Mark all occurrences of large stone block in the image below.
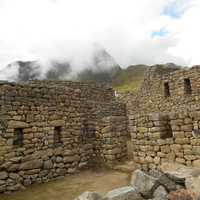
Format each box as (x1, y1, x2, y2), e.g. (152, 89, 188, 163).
(64, 155, 80, 163)
(19, 159, 43, 170)
(131, 169, 157, 197)
(105, 186, 143, 200)
(8, 121, 29, 128)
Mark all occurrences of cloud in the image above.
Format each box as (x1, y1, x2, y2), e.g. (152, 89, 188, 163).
(151, 28, 169, 38)
(0, 0, 199, 80)
(161, 0, 192, 18)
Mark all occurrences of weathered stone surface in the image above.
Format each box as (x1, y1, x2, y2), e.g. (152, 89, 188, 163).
(185, 176, 200, 196)
(19, 160, 43, 170)
(105, 186, 143, 200)
(0, 81, 128, 193)
(0, 172, 8, 180)
(43, 160, 53, 169)
(119, 66, 200, 172)
(167, 189, 197, 200)
(131, 170, 157, 197)
(153, 186, 168, 200)
(157, 173, 179, 191)
(192, 160, 200, 167)
(7, 121, 29, 128)
(64, 155, 80, 163)
(49, 120, 65, 126)
(74, 191, 103, 200)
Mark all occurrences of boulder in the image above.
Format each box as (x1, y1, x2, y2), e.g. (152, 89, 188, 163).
(164, 166, 200, 195)
(74, 191, 103, 200)
(131, 169, 157, 198)
(131, 168, 187, 198)
(185, 176, 200, 196)
(153, 186, 168, 200)
(157, 173, 182, 191)
(105, 186, 143, 200)
(167, 189, 197, 200)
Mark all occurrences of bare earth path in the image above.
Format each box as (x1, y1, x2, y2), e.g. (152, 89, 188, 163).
(0, 169, 130, 200)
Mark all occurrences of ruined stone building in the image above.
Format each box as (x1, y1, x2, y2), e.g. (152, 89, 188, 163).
(1, 65, 200, 193)
(0, 81, 127, 192)
(124, 65, 200, 171)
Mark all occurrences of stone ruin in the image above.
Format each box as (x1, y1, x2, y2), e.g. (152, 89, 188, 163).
(1, 65, 200, 194)
(123, 65, 200, 171)
(0, 80, 127, 192)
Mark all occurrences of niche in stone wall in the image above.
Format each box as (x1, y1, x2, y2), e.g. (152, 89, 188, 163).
(13, 128, 24, 147)
(184, 78, 192, 95)
(53, 126, 62, 147)
(160, 117, 173, 139)
(164, 82, 170, 97)
(81, 121, 96, 144)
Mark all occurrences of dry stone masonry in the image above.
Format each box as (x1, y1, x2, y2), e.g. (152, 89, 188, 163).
(0, 80, 128, 193)
(121, 65, 200, 171)
(2, 64, 200, 194)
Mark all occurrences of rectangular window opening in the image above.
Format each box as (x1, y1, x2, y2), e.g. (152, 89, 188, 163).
(161, 118, 173, 139)
(184, 78, 192, 95)
(164, 82, 170, 97)
(81, 122, 96, 144)
(54, 126, 62, 147)
(13, 128, 24, 147)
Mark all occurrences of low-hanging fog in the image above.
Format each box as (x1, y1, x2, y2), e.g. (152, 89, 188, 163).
(0, 0, 199, 81)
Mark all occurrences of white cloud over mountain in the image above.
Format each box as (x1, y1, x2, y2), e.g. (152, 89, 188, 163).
(0, 0, 199, 79)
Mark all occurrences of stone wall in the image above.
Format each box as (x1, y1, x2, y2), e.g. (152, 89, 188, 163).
(0, 80, 127, 193)
(131, 112, 200, 171)
(120, 65, 200, 171)
(97, 116, 128, 165)
(129, 66, 200, 115)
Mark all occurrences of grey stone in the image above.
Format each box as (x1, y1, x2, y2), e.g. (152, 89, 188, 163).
(19, 159, 43, 170)
(131, 170, 157, 197)
(153, 186, 168, 200)
(0, 171, 8, 180)
(43, 160, 53, 169)
(105, 186, 143, 200)
(157, 173, 178, 191)
(74, 191, 103, 200)
(9, 173, 21, 181)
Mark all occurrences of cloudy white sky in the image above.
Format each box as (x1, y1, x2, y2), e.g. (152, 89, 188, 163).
(0, 0, 199, 74)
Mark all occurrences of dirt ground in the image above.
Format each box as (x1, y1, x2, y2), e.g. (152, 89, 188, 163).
(0, 169, 130, 200)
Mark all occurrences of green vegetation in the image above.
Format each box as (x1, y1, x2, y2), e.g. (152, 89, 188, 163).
(112, 65, 148, 93)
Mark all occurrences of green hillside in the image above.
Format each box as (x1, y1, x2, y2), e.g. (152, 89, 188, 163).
(112, 65, 149, 93)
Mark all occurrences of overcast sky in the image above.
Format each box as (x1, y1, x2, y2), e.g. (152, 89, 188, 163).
(0, 0, 199, 73)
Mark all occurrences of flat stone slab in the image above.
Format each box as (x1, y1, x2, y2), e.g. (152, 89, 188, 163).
(105, 186, 143, 200)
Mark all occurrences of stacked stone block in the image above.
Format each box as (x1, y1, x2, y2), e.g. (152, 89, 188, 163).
(118, 65, 200, 171)
(0, 80, 128, 193)
(97, 116, 128, 165)
(131, 112, 200, 171)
